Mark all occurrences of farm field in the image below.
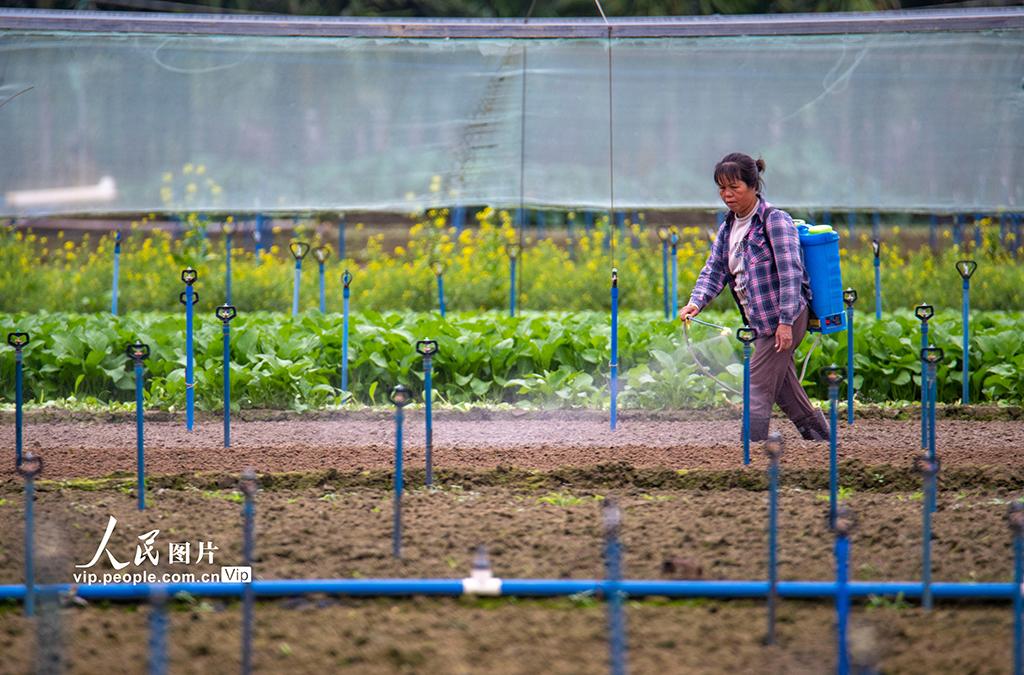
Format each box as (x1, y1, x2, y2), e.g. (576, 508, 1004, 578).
(0, 410, 1022, 673)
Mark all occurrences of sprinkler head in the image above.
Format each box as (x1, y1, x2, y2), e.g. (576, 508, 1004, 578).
(871, 239, 880, 258)
(843, 288, 858, 307)
(389, 384, 413, 408)
(602, 498, 621, 537)
(736, 326, 757, 344)
(821, 364, 846, 387)
(921, 346, 944, 365)
(125, 340, 150, 361)
(764, 431, 784, 462)
(179, 290, 200, 306)
(914, 304, 935, 322)
(1007, 501, 1024, 535)
(956, 259, 977, 280)
(506, 243, 521, 260)
(416, 339, 439, 357)
(181, 267, 198, 285)
(216, 304, 237, 323)
(313, 245, 331, 264)
(831, 505, 856, 536)
(657, 227, 669, 242)
(913, 454, 941, 477)
(7, 332, 29, 349)
(342, 269, 353, 288)
(289, 242, 311, 260)
(115, 230, 122, 243)
(432, 261, 445, 277)
(611, 268, 618, 288)
(240, 467, 258, 498)
(670, 227, 679, 245)
(16, 452, 42, 479)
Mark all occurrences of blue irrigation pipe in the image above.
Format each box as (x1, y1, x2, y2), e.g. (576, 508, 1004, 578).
(914, 304, 934, 449)
(180, 269, 197, 432)
(0, 579, 1019, 602)
(1011, 505, 1024, 675)
(603, 501, 628, 675)
(738, 327, 756, 465)
(8, 332, 28, 467)
(453, 206, 466, 238)
(290, 242, 310, 316)
(954, 213, 963, 247)
(312, 246, 330, 314)
(834, 516, 852, 675)
(843, 290, 858, 426)
(111, 231, 121, 315)
(128, 342, 149, 510)
(872, 239, 881, 320)
(224, 225, 233, 304)
(508, 246, 520, 318)
(765, 433, 783, 646)
(917, 456, 939, 610)
(148, 587, 168, 675)
(337, 214, 346, 261)
(872, 212, 881, 240)
(822, 366, 844, 528)
(659, 231, 670, 320)
(341, 270, 352, 394)
(416, 340, 439, 487)
(17, 454, 41, 617)
(435, 268, 446, 318)
(390, 386, 412, 558)
(216, 306, 237, 448)
(610, 269, 619, 432)
(670, 231, 679, 319)
(241, 470, 257, 675)
(958, 260, 977, 404)
(254, 214, 265, 259)
(584, 210, 594, 233)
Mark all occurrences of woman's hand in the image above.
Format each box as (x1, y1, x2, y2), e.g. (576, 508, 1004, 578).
(678, 303, 700, 322)
(774, 324, 793, 352)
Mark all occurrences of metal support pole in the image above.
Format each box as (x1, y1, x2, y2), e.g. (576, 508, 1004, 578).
(659, 230, 670, 320)
(18, 454, 41, 617)
(8, 332, 28, 467)
(417, 340, 439, 487)
(603, 500, 628, 675)
(241, 468, 257, 675)
(611, 269, 619, 431)
(957, 261, 977, 404)
(313, 246, 330, 314)
(738, 328, 756, 465)
(872, 239, 881, 320)
(843, 290, 858, 426)
(148, 586, 168, 675)
(390, 386, 412, 558)
(341, 270, 352, 394)
(112, 231, 121, 315)
(670, 230, 679, 319)
(915, 304, 934, 450)
(1009, 503, 1024, 675)
(916, 456, 939, 611)
(833, 508, 854, 675)
(337, 213, 346, 261)
(822, 366, 845, 529)
(180, 268, 197, 432)
(765, 433, 783, 646)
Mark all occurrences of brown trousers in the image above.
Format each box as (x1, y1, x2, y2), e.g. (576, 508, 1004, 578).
(748, 306, 828, 441)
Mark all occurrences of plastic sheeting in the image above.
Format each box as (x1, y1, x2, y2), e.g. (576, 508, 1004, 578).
(1, 14, 1022, 215)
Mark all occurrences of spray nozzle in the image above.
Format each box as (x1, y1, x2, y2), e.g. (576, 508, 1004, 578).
(289, 242, 310, 260)
(956, 260, 977, 280)
(240, 467, 258, 498)
(342, 269, 353, 288)
(914, 304, 934, 322)
(7, 332, 29, 349)
(416, 339, 439, 357)
(821, 364, 846, 387)
(764, 431, 784, 462)
(17, 452, 42, 479)
(736, 326, 756, 344)
(313, 246, 331, 264)
(843, 288, 858, 307)
(921, 346, 944, 365)
(126, 340, 150, 361)
(871, 239, 880, 259)
(611, 268, 618, 287)
(181, 267, 198, 285)
(179, 290, 200, 306)
(216, 304, 237, 323)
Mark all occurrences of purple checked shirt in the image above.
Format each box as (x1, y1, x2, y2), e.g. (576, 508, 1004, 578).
(688, 199, 811, 338)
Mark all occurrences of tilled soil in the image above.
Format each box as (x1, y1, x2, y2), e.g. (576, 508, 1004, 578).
(1, 412, 1022, 482)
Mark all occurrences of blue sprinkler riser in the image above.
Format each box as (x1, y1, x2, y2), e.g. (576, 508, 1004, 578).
(920, 321, 930, 450)
(223, 324, 231, 448)
(437, 275, 446, 318)
(0, 580, 1015, 602)
(963, 279, 971, 404)
(15, 353, 23, 466)
(111, 240, 121, 315)
(846, 305, 855, 426)
(874, 256, 882, 320)
(661, 242, 669, 320)
(292, 261, 302, 316)
(610, 284, 619, 431)
(341, 287, 350, 392)
(225, 235, 232, 304)
(185, 288, 195, 432)
(828, 386, 839, 528)
(318, 263, 326, 314)
(741, 345, 751, 465)
(135, 362, 146, 511)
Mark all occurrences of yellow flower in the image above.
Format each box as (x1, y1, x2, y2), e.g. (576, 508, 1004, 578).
(183, 163, 194, 175)
(196, 164, 206, 175)
(186, 183, 197, 194)
(63, 241, 74, 251)
(162, 172, 173, 183)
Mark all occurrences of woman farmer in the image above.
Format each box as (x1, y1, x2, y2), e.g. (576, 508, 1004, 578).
(678, 153, 829, 442)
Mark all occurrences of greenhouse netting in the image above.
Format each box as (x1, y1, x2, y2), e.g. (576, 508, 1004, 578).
(0, 8, 1022, 215)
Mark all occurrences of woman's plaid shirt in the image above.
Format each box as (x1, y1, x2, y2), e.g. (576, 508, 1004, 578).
(688, 199, 812, 338)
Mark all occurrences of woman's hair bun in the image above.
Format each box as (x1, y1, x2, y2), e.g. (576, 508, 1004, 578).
(755, 158, 766, 173)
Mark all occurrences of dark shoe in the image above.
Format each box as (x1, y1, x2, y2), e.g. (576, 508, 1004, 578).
(794, 412, 829, 441)
(749, 417, 772, 443)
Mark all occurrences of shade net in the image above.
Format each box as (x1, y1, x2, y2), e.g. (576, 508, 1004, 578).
(1, 23, 1022, 215)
